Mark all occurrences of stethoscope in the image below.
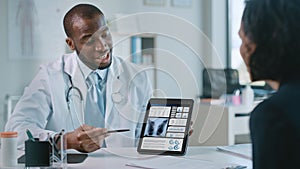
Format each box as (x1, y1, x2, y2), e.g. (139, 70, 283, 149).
(65, 72, 125, 105)
(65, 73, 85, 129)
(62, 57, 124, 128)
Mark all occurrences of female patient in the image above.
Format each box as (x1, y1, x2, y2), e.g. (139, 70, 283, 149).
(239, 0, 300, 168)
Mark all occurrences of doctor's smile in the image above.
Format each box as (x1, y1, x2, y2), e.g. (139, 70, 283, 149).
(96, 50, 111, 62)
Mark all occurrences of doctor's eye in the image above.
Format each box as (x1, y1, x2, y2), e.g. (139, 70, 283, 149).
(99, 27, 111, 39)
(101, 31, 108, 39)
(86, 37, 96, 46)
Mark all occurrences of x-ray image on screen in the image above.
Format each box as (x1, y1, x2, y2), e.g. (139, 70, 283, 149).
(144, 118, 169, 137)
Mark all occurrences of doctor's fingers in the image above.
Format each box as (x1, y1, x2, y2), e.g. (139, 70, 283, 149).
(78, 124, 95, 131)
(84, 133, 107, 147)
(80, 129, 108, 143)
(189, 121, 194, 136)
(78, 134, 107, 152)
(78, 128, 108, 140)
(78, 140, 101, 153)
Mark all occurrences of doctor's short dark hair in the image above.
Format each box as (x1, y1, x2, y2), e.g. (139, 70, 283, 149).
(63, 4, 104, 38)
(242, 0, 300, 82)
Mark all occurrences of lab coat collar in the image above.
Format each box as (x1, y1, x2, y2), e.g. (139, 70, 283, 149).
(76, 56, 108, 82)
(62, 52, 88, 103)
(62, 51, 108, 83)
(62, 52, 77, 78)
(62, 51, 124, 81)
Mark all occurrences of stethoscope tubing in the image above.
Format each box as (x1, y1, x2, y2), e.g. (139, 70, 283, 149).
(62, 57, 124, 129)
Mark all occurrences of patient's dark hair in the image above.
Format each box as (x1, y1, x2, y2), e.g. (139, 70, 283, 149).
(242, 0, 300, 82)
(63, 4, 104, 38)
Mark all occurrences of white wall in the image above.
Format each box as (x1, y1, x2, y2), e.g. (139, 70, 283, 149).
(113, 0, 205, 99)
(211, 0, 227, 68)
(106, 0, 223, 99)
(0, 0, 46, 131)
(0, 0, 227, 131)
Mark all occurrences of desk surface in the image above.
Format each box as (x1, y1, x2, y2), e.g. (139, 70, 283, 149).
(71, 146, 252, 169)
(10, 146, 252, 169)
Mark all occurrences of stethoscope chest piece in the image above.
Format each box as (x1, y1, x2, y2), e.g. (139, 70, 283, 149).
(112, 92, 123, 103)
(111, 77, 124, 103)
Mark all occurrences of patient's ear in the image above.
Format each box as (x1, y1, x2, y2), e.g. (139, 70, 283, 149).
(66, 38, 75, 51)
(245, 38, 256, 56)
(242, 36, 257, 67)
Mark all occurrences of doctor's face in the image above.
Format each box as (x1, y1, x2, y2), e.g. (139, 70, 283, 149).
(66, 14, 113, 70)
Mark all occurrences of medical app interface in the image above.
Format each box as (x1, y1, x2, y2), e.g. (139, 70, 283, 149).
(141, 104, 190, 151)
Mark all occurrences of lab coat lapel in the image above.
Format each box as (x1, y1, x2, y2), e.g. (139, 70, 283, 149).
(63, 52, 88, 106)
(105, 57, 124, 125)
(64, 52, 87, 127)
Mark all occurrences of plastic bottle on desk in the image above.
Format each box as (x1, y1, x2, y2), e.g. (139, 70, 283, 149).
(0, 132, 18, 167)
(232, 89, 241, 106)
(242, 84, 254, 107)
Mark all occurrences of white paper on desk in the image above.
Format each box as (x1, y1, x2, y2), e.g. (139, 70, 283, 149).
(100, 148, 156, 159)
(126, 156, 219, 169)
(217, 143, 252, 160)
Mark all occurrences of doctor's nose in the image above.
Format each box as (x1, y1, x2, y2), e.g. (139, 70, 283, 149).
(94, 39, 108, 51)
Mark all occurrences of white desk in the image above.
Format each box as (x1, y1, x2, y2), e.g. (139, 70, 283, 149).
(72, 146, 252, 169)
(9, 146, 252, 169)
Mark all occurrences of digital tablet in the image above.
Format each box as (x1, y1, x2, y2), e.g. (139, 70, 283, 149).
(137, 98, 194, 155)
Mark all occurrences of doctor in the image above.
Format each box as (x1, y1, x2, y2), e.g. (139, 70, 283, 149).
(5, 4, 152, 153)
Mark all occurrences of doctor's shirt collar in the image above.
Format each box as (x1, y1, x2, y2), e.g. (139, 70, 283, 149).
(76, 56, 108, 81)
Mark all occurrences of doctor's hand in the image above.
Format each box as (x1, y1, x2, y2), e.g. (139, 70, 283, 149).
(66, 125, 110, 153)
(189, 121, 194, 136)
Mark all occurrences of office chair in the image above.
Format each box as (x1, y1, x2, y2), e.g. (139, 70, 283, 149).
(202, 68, 241, 99)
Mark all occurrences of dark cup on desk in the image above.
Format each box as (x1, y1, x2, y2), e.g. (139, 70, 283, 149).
(25, 139, 51, 167)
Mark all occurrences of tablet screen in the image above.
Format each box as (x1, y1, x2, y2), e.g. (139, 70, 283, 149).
(137, 98, 194, 155)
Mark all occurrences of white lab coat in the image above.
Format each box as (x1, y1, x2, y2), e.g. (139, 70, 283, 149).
(5, 52, 153, 148)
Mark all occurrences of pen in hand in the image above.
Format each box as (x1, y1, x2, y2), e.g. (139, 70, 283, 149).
(106, 129, 130, 134)
(80, 127, 129, 135)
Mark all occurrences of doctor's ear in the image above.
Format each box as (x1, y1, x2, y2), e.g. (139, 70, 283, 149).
(66, 38, 75, 51)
